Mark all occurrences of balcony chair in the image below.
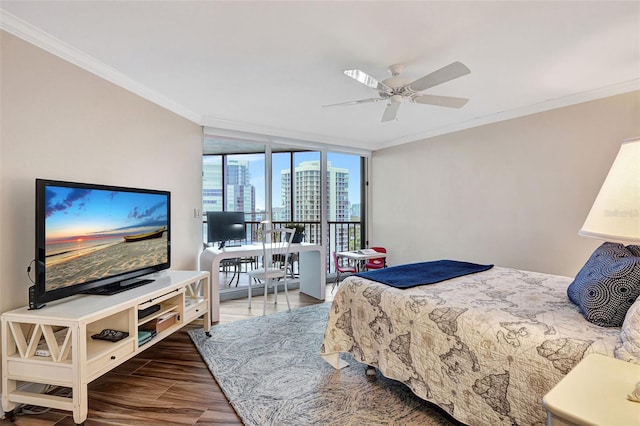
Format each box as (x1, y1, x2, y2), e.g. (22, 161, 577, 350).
(332, 251, 357, 293)
(364, 246, 387, 270)
(221, 257, 258, 287)
(203, 241, 256, 287)
(247, 228, 295, 315)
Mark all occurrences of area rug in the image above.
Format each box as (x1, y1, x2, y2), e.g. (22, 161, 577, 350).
(188, 303, 461, 426)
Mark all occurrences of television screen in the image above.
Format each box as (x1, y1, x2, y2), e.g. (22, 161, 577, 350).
(34, 179, 171, 306)
(206, 211, 246, 248)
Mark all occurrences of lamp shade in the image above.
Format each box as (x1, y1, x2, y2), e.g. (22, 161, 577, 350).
(579, 137, 640, 244)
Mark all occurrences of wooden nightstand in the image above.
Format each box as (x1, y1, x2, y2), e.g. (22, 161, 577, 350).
(542, 353, 640, 426)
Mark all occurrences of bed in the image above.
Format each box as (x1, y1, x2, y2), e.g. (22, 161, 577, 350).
(320, 265, 622, 425)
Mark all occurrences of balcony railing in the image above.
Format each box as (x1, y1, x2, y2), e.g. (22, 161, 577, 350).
(205, 220, 362, 274)
(251, 221, 361, 274)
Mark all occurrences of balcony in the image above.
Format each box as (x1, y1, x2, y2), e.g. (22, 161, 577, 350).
(245, 221, 362, 274)
(205, 220, 362, 275)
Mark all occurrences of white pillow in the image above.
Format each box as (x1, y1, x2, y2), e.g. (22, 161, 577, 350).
(616, 296, 640, 364)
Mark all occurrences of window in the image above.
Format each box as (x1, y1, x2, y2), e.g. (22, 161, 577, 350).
(203, 136, 367, 273)
(202, 153, 265, 243)
(327, 152, 362, 253)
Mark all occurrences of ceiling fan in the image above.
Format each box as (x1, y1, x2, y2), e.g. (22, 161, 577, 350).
(324, 61, 471, 122)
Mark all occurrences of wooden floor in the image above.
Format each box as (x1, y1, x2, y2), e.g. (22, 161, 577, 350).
(6, 275, 336, 425)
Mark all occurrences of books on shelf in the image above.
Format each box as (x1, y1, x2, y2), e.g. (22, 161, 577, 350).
(141, 311, 178, 333)
(137, 329, 156, 347)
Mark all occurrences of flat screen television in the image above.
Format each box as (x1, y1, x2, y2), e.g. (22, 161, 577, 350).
(32, 179, 171, 308)
(206, 211, 246, 249)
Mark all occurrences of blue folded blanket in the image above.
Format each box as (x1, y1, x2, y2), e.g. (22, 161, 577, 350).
(354, 260, 493, 289)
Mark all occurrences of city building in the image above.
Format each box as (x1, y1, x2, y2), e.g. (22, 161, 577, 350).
(281, 160, 349, 222)
(203, 158, 255, 216)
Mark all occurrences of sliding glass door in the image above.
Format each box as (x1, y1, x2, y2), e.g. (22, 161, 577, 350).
(202, 135, 366, 275)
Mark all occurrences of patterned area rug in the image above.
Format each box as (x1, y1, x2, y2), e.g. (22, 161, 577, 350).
(188, 303, 461, 426)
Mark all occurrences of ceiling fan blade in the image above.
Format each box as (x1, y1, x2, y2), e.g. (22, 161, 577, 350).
(408, 61, 471, 92)
(323, 97, 384, 107)
(381, 101, 401, 122)
(344, 69, 392, 93)
(412, 94, 469, 109)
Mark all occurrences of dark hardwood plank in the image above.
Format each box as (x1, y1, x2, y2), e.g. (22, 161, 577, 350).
(88, 374, 175, 402)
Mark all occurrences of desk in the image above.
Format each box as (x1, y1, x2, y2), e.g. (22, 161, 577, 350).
(337, 250, 387, 271)
(200, 243, 326, 323)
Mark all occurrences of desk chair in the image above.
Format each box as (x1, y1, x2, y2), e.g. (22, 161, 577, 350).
(332, 252, 356, 293)
(247, 228, 294, 315)
(364, 246, 387, 270)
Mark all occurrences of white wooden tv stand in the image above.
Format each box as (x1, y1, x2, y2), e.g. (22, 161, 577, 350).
(1, 270, 210, 425)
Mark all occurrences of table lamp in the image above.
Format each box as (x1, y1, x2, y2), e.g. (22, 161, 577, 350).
(578, 137, 640, 400)
(579, 137, 640, 244)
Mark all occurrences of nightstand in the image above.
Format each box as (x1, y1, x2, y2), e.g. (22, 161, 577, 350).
(542, 353, 640, 426)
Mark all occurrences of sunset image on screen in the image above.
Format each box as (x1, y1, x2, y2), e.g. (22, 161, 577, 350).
(44, 185, 169, 290)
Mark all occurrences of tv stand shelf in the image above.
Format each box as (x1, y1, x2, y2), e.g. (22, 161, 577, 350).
(1, 270, 209, 425)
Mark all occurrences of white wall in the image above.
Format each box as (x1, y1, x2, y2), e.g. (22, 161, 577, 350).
(0, 31, 203, 314)
(370, 91, 640, 277)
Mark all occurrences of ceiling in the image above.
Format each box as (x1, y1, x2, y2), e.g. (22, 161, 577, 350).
(1, 1, 639, 152)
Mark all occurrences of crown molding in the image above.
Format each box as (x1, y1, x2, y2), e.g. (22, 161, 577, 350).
(380, 79, 640, 150)
(3, 9, 637, 153)
(1, 10, 202, 125)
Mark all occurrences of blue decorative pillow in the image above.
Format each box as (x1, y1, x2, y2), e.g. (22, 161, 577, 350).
(628, 245, 640, 257)
(567, 242, 640, 327)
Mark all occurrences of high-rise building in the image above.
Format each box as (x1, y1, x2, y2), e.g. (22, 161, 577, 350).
(225, 159, 255, 215)
(280, 160, 349, 222)
(203, 158, 255, 216)
(202, 157, 222, 212)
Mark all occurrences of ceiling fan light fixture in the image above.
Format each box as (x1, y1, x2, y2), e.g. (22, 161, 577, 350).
(326, 61, 471, 122)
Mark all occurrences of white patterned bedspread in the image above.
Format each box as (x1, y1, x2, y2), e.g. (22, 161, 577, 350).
(320, 266, 620, 425)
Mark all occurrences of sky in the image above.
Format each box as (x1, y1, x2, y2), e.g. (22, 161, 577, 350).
(44, 185, 168, 242)
(226, 152, 361, 210)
